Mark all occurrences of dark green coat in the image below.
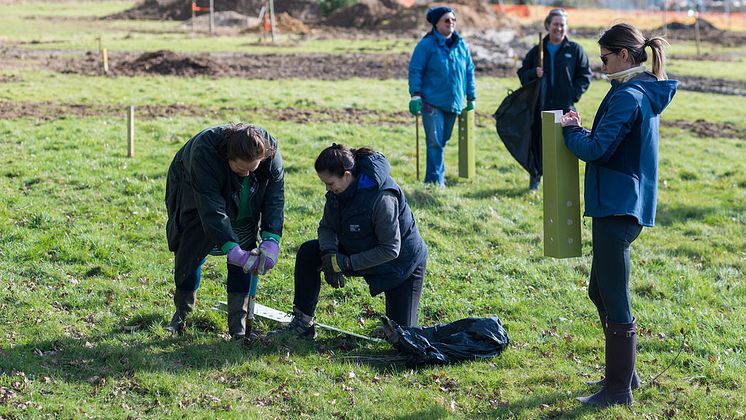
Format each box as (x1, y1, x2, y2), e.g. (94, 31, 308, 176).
(165, 125, 284, 286)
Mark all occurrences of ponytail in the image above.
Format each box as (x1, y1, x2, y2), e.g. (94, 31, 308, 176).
(599, 23, 669, 80)
(646, 36, 669, 80)
(315, 143, 376, 177)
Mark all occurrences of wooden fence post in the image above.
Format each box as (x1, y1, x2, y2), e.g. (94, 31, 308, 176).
(127, 106, 135, 158)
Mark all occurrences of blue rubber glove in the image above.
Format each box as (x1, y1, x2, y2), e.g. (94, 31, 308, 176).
(408, 96, 422, 116)
(466, 100, 475, 111)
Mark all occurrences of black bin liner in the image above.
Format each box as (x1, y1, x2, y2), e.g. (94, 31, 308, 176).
(382, 316, 509, 365)
(493, 79, 542, 177)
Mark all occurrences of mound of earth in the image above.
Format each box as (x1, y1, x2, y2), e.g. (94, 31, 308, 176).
(659, 18, 719, 32)
(106, 0, 321, 23)
(325, 0, 517, 32)
(183, 11, 259, 29)
(241, 12, 311, 33)
(118, 50, 228, 77)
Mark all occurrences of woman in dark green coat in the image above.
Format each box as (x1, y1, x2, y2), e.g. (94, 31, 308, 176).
(165, 123, 284, 340)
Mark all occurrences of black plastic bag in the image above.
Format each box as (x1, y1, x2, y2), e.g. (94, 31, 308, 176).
(382, 316, 509, 365)
(493, 79, 542, 177)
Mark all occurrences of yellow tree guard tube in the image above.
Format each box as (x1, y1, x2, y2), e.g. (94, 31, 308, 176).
(542, 110, 582, 258)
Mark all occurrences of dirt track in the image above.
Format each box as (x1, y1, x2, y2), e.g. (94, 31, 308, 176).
(1, 101, 744, 140)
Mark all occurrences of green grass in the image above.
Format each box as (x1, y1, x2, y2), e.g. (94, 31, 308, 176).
(1, 2, 745, 418)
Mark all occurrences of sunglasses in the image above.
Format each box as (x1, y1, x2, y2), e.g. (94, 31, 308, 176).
(600, 51, 618, 65)
(441, 18, 457, 24)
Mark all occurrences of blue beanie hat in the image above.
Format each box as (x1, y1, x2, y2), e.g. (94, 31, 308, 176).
(426, 6, 454, 25)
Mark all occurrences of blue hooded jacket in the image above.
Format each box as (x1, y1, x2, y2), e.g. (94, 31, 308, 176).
(563, 72, 678, 226)
(408, 30, 476, 114)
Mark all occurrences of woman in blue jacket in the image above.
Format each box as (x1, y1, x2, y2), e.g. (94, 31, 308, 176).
(408, 6, 475, 186)
(560, 23, 677, 406)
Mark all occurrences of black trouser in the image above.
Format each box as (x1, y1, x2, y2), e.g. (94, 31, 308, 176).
(588, 216, 643, 324)
(293, 240, 425, 327)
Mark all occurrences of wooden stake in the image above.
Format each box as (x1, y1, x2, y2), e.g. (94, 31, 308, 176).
(209, 0, 214, 34)
(694, 15, 701, 57)
(538, 32, 543, 68)
(101, 48, 109, 74)
(127, 106, 135, 158)
(415, 115, 420, 181)
(269, 0, 276, 43)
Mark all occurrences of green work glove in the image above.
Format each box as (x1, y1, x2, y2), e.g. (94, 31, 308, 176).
(466, 100, 475, 111)
(408, 96, 422, 116)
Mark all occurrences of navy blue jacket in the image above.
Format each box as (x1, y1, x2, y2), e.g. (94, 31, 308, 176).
(563, 72, 678, 226)
(518, 36, 592, 113)
(319, 153, 427, 296)
(408, 30, 476, 114)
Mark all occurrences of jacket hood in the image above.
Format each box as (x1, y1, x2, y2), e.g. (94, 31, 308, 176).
(624, 78, 678, 115)
(356, 152, 390, 189)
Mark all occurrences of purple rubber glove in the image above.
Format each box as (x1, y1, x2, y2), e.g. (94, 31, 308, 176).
(227, 246, 253, 272)
(247, 240, 279, 275)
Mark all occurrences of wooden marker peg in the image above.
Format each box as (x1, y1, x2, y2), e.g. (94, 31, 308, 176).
(127, 106, 135, 158)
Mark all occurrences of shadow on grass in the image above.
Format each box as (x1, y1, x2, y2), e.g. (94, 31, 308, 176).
(462, 186, 531, 200)
(483, 388, 608, 418)
(392, 405, 449, 419)
(655, 203, 718, 226)
(656, 202, 745, 226)
(0, 315, 327, 385)
(404, 188, 444, 209)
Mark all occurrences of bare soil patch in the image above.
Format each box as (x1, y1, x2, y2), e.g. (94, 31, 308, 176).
(2, 101, 744, 141)
(11, 49, 514, 79)
(108, 0, 517, 32)
(0, 101, 412, 125)
(665, 118, 746, 140)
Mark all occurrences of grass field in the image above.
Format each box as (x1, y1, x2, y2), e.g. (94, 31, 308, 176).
(1, 1, 745, 418)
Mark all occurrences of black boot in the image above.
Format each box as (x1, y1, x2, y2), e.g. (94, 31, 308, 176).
(529, 173, 541, 191)
(586, 312, 640, 390)
(227, 293, 249, 341)
(268, 306, 316, 340)
(577, 319, 636, 407)
(166, 289, 196, 335)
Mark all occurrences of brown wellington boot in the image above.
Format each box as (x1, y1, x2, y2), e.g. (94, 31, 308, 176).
(227, 293, 250, 341)
(166, 289, 196, 335)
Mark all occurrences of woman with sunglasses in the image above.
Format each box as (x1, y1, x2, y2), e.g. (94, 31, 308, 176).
(517, 8, 592, 191)
(559, 23, 678, 406)
(408, 6, 476, 187)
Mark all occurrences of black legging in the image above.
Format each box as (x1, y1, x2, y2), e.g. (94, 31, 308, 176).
(588, 216, 643, 324)
(293, 240, 424, 327)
